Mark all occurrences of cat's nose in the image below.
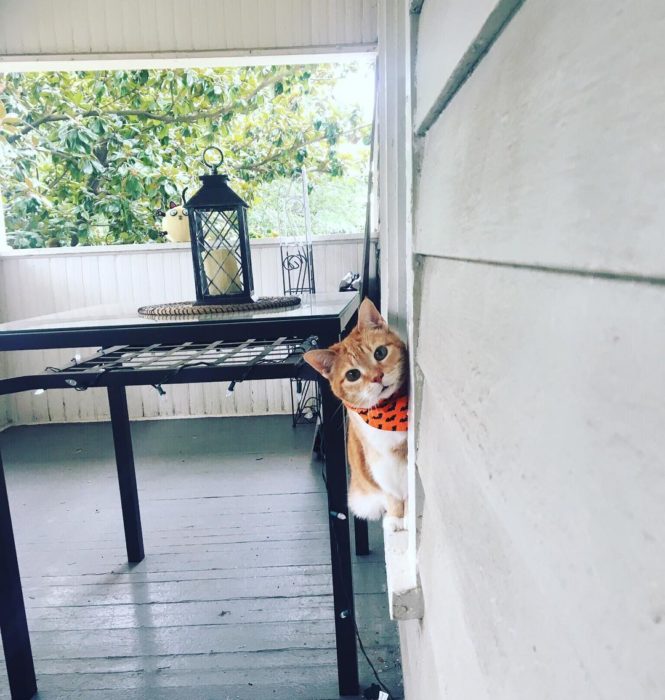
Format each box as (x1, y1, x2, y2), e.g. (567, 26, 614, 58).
(371, 372, 384, 384)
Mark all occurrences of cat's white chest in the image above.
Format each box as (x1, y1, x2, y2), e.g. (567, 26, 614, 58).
(349, 412, 407, 499)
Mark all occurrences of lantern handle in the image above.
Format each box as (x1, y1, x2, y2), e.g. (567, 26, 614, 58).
(202, 146, 224, 174)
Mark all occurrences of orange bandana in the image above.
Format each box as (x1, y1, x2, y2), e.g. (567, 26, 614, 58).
(344, 394, 409, 432)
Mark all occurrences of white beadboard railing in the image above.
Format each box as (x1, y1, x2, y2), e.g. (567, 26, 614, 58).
(0, 234, 372, 427)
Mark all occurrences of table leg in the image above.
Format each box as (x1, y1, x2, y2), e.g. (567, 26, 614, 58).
(0, 450, 37, 700)
(107, 386, 144, 563)
(354, 517, 370, 556)
(318, 379, 359, 696)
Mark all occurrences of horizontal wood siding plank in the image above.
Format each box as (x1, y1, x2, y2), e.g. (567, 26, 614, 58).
(414, 0, 510, 130)
(411, 255, 665, 699)
(414, 0, 665, 279)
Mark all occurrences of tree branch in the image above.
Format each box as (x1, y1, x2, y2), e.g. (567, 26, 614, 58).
(241, 124, 370, 172)
(10, 70, 291, 141)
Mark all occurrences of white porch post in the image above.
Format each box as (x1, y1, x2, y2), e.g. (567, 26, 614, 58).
(376, 0, 423, 620)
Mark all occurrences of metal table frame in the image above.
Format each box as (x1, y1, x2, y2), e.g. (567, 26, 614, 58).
(0, 294, 367, 699)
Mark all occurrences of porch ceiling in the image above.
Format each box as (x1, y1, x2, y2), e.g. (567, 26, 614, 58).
(0, 0, 378, 67)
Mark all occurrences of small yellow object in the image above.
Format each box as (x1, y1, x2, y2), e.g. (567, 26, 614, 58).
(161, 205, 191, 243)
(204, 248, 242, 295)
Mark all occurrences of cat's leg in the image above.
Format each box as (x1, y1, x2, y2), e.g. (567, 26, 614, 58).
(382, 493, 405, 532)
(347, 421, 386, 521)
(386, 494, 404, 518)
(368, 455, 406, 528)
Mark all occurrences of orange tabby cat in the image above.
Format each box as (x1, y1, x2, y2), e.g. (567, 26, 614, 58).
(304, 298, 408, 531)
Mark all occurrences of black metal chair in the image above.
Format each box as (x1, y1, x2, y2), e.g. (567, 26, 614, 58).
(280, 242, 321, 429)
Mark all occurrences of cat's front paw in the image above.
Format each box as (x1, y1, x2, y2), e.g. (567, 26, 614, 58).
(383, 515, 405, 533)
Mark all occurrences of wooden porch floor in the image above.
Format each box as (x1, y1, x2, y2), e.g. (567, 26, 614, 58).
(0, 416, 402, 699)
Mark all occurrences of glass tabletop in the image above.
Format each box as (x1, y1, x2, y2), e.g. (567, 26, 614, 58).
(0, 292, 360, 350)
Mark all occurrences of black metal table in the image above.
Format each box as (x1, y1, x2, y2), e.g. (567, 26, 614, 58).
(0, 292, 364, 699)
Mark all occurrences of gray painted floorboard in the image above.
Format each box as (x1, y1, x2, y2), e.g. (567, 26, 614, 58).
(0, 416, 403, 699)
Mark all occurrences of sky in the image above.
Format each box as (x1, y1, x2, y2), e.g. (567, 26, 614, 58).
(331, 58, 376, 123)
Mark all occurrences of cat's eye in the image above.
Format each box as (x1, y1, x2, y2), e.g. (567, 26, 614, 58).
(181, 208, 188, 216)
(345, 369, 361, 382)
(169, 209, 178, 216)
(374, 345, 388, 361)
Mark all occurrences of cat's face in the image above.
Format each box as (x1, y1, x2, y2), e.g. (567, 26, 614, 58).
(165, 202, 188, 221)
(304, 299, 407, 408)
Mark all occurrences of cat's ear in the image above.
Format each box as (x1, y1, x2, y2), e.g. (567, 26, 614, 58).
(358, 298, 386, 331)
(168, 201, 178, 209)
(303, 349, 336, 378)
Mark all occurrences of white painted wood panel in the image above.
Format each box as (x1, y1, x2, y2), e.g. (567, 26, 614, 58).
(413, 0, 523, 133)
(410, 255, 665, 699)
(415, 0, 493, 125)
(376, 0, 409, 335)
(0, 236, 373, 425)
(414, 0, 665, 280)
(0, 0, 377, 62)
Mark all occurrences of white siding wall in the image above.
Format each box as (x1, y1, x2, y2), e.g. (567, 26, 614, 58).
(0, 235, 371, 427)
(0, 0, 377, 62)
(400, 0, 665, 698)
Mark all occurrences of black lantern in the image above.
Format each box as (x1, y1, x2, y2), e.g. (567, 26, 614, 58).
(186, 147, 254, 305)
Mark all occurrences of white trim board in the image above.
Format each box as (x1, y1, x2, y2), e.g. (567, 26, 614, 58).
(0, 48, 376, 73)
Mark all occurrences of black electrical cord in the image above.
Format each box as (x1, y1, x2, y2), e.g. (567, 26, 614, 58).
(327, 503, 399, 699)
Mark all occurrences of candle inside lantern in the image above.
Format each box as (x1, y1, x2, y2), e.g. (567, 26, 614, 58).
(186, 146, 255, 304)
(203, 248, 242, 295)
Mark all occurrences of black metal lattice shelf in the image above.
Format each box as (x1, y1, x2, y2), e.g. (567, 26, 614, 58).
(0, 336, 320, 396)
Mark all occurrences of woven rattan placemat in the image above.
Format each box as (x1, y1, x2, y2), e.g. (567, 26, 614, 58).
(138, 296, 301, 317)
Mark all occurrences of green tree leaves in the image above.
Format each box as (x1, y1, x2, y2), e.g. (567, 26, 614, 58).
(0, 64, 370, 247)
